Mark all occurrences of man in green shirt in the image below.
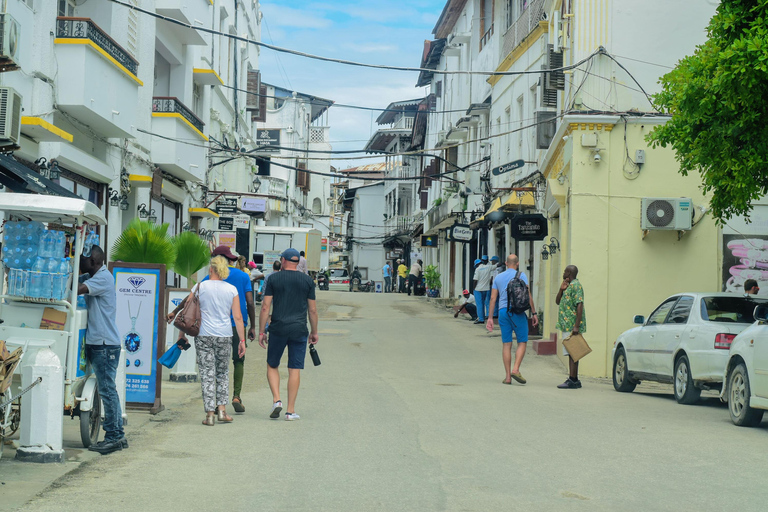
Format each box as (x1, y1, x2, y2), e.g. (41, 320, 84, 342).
(555, 265, 586, 389)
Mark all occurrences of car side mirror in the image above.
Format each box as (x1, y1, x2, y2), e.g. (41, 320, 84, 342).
(754, 304, 768, 323)
(633, 315, 645, 325)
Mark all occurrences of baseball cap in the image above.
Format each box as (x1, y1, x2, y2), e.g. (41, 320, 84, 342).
(491, 256, 499, 262)
(280, 248, 300, 262)
(211, 245, 237, 261)
(248, 261, 257, 269)
(481, 255, 489, 261)
(462, 289, 470, 295)
(474, 258, 482, 265)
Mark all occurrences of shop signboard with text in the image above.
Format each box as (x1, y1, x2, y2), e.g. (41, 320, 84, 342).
(256, 129, 281, 151)
(510, 214, 548, 241)
(110, 263, 166, 413)
(241, 197, 267, 213)
(448, 223, 474, 242)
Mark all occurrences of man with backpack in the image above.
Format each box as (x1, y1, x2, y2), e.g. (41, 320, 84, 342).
(486, 254, 538, 385)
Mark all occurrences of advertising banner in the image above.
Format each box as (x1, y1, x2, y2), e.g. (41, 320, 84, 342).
(219, 233, 236, 249)
(241, 197, 267, 213)
(233, 215, 250, 230)
(166, 289, 197, 381)
(255, 129, 281, 151)
(110, 263, 166, 413)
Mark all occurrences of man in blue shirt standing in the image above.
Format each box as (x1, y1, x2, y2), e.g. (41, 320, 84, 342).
(78, 246, 126, 455)
(382, 261, 392, 293)
(486, 254, 538, 385)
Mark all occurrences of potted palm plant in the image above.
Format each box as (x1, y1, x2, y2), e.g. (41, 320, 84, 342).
(424, 264, 442, 298)
(171, 231, 211, 284)
(112, 218, 176, 267)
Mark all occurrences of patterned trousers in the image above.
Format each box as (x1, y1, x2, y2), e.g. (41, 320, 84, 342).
(195, 336, 232, 412)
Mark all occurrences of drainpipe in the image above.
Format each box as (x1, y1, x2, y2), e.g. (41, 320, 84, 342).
(233, 0, 239, 133)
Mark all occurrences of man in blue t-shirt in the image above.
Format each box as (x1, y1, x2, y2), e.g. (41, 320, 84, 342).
(382, 262, 392, 293)
(487, 254, 538, 385)
(169, 245, 255, 412)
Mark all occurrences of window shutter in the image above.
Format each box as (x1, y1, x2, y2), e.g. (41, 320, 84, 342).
(252, 84, 267, 123)
(246, 70, 261, 112)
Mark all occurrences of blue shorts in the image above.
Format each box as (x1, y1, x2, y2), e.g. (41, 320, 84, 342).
(498, 309, 529, 344)
(266, 334, 308, 369)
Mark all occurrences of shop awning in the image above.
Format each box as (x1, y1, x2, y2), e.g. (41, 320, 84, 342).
(0, 155, 80, 199)
(501, 189, 536, 210)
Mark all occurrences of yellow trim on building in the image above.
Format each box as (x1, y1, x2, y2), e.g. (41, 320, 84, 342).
(488, 22, 549, 86)
(20, 117, 74, 143)
(53, 39, 143, 86)
(193, 68, 224, 85)
(129, 174, 152, 183)
(188, 207, 219, 219)
(151, 113, 209, 141)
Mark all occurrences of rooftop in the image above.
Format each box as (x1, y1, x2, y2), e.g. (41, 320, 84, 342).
(264, 83, 335, 122)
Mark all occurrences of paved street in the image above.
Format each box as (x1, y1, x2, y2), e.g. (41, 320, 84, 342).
(9, 291, 768, 511)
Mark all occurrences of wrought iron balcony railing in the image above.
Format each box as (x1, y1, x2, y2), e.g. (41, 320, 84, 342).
(56, 17, 139, 76)
(152, 97, 205, 134)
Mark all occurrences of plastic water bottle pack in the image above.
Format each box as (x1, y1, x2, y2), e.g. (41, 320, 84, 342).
(3, 222, 73, 299)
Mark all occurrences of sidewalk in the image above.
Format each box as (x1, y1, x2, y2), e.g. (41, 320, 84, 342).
(0, 379, 199, 511)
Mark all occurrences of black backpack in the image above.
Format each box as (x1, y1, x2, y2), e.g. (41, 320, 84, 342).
(506, 270, 530, 314)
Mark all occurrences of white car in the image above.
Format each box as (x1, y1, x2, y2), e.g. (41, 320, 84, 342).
(612, 293, 767, 404)
(328, 268, 350, 292)
(722, 303, 768, 426)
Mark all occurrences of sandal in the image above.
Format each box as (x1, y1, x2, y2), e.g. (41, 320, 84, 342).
(232, 397, 245, 413)
(217, 410, 233, 423)
(202, 415, 214, 426)
(502, 379, 512, 385)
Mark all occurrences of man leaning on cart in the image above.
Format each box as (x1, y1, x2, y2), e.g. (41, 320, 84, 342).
(78, 246, 127, 455)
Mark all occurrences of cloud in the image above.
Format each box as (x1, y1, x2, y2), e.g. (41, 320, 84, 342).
(260, 4, 333, 29)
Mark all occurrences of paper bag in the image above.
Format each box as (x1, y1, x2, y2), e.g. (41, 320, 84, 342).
(563, 333, 592, 362)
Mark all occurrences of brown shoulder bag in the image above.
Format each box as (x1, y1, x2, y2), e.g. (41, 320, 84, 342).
(173, 286, 201, 337)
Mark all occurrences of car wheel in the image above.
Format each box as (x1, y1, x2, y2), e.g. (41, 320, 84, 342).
(728, 363, 765, 427)
(673, 355, 701, 405)
(613, 346, 636, 392)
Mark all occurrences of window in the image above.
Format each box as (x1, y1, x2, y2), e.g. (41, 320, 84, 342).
(435, 81, 442, 98)
(506, 0, 529, 29)
(58, 0, 75, 16)
(126, 0, 139, 57)
(701, 296, 768, 323)
(666, 296, 694, 324)
(193, 83, 203, 119)
(480, 0, 494, 49)
(505, 106, 511, 158)
(647, 299, 678, 325)
(312, 197, 322, 215)
(256, 157, 271, 176)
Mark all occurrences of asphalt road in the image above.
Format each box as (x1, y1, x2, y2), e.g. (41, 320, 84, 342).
(15, 291, 768, 511)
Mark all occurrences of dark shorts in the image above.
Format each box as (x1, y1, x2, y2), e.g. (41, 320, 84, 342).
(498, 308, 529, 344)
(231, 325, 245, 363)
(267, 334, 308, 369)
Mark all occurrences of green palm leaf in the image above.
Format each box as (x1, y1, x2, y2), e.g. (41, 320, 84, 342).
(111, 219, 176, 268)
(172, 231, 211, 284)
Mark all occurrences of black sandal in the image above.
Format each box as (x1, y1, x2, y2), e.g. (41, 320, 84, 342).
(232, 397, 245, 413)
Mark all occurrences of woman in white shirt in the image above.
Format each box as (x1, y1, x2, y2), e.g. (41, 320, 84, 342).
(189, 256, 246, 426)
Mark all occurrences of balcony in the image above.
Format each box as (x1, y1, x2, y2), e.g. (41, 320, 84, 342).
(393, 116, 415, 130)
(54, 17, 141, 138)
(259, 176, 289, 199)
(501, 0, 547, 59)
(155, 0, 210, 45)
(426, 200, 453, 233)
(150, 97, 206, 182)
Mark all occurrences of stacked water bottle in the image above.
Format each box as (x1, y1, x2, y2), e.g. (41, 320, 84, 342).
(3, 221, 74, 300)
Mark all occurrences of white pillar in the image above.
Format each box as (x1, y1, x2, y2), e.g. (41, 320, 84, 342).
(16, 348, 64, 463)
(505, 223, 513, 256)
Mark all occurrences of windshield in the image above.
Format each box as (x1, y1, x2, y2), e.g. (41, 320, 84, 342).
(329, 269, 348, 278)
(700, 296, 768, 323)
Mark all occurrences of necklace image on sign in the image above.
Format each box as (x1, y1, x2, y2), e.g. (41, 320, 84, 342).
(124, 301, 143, 353)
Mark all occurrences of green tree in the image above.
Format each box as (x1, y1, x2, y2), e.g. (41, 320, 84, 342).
(111, 218, 176, 268)
(647, 0, 768, 222)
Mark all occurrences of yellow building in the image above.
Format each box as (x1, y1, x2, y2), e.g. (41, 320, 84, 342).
(540, 115, 719, 377)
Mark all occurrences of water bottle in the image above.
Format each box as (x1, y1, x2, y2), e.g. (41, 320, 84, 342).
(38, 231, 48, 258)
(8, 268, 16, 296)
(309, 344, 321, 366)
(57, 258, 70, 300)
(14, 268, 26, 297)
(56, 231, 66, 257)
(30, 257, 46, 298)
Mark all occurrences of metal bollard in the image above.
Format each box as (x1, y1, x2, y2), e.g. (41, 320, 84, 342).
(16, 348, 64, 463)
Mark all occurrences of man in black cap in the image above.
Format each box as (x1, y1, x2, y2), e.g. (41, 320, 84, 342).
(168, 245, 255, 412)
(258, 248, 318, 421)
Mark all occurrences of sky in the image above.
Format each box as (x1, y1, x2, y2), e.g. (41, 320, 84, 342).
(258, 0, 447, 169)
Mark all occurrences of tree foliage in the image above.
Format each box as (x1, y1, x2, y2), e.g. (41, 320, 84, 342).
(111, 218, 176, 268)
(171, 231, 211, 284)
(647, 0, 768, 222)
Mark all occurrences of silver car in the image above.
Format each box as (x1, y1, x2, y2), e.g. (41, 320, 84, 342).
(612, 293, 767, 404)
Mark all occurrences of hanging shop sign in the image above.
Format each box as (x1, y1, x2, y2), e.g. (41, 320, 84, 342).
(110, 262, 166, 414)
(491, 159, 525, 176)
(510, 213, 548, 241)
(420, 235, 439, 247)
(216, 197, 237, 214)
(218, 217, 234, 231)
(448, 223, 474, 242)
(240, 197, 267, 213)
(233, 215, 250, 230)
(255, 129, 281, 152)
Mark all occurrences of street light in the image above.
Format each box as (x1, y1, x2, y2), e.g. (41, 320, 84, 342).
(49, 160, 60, 181)
(138, 203, 149, 219)
(548, 237, 560, 255)
(109, 188, 119, 207)
(148, 209, 157, 223)
(119, 196, 129, 211)
(541, 246, 550, 260)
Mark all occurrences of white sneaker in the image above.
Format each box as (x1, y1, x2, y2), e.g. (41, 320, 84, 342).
(270, 400, 282, 419)
(285, 412, 300, 421)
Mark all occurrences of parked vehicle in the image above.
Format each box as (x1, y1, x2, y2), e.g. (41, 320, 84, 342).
(328, 268, 349, 291)
(722, 303, 768, 426)
(612, 293, 767, 404)
(351, 278, 374, 293)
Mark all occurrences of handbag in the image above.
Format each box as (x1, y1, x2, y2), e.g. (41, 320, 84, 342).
(158, 344, 182, 369)
(173, 287, 201, 337)
(563, 333, 592, 362)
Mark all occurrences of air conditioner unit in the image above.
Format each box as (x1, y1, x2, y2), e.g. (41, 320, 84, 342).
(0, 13, 20, 72)
(641, 197, 693, 231)
(0, 86, 21, 145)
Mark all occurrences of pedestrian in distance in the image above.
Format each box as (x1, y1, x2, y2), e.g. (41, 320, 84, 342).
(168, 245, 255, 413)
(744, 279, 759, 295)
(454, 289, 478, 320)
(486, 254, 538, 385)
(555, 265, 586, 389)
(407, 259, 422, 296)
(77, 246, 127, 454)
(383, 261, 393, 293)
(473, 256, 492, 324)
(248, 261, 264, 288)
(181, 256, 246, 425)
(235, 255, 248, 273)
(258, 248, 319, 421)
(397, 259, 408, 293)
(490, 255, 502, 319)
(297, 251, 308, 274)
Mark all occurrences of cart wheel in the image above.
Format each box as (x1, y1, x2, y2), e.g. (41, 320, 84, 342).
(80, 387, 101, 448)
(8, 401, 20, 436)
